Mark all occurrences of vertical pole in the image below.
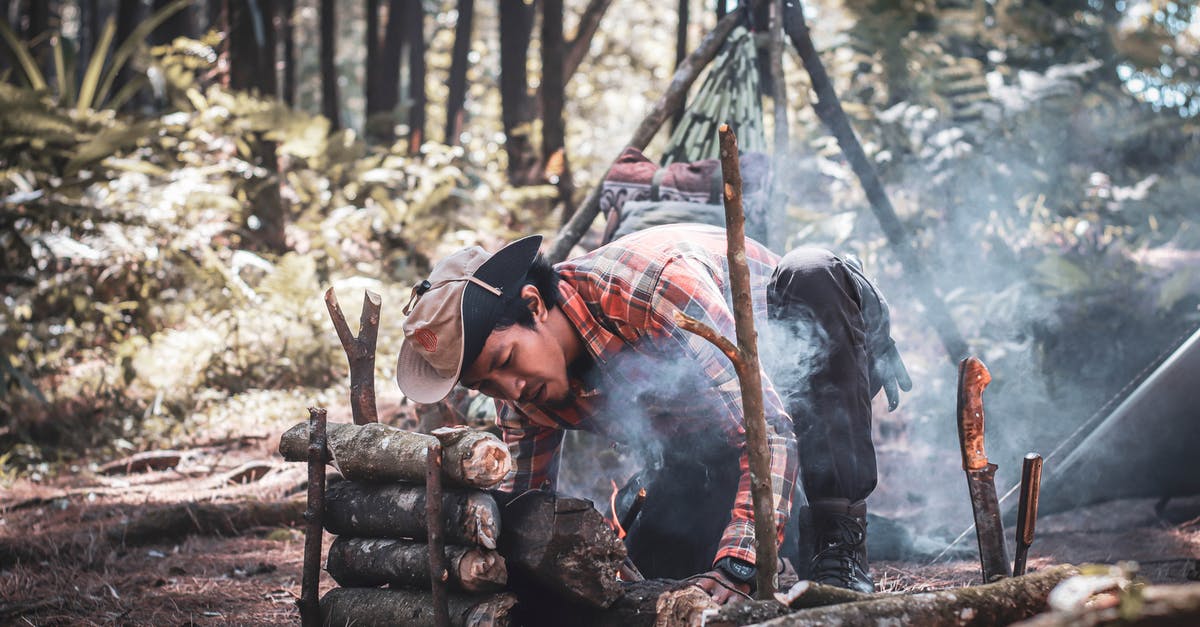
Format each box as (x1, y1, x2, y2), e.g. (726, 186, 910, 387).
(298, 407, 327, 627)
(426, 444, 450, 627)
(766, 0, 788, 250)
(718, 124, 777, 598)
(672, 0, 689, 130)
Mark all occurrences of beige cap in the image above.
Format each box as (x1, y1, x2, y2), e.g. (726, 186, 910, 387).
(396, 235, 542, 403)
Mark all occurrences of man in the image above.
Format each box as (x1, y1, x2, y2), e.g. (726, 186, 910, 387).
(396, 224, 909, 603)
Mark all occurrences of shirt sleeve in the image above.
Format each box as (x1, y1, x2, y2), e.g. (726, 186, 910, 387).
(494, 400, 565, 494)
(644, 257, 799, 567)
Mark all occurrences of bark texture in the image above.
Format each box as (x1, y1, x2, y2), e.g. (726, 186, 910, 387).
(1014, 581, 1200, 626)
(320, 587, 517, 627)
(752, 565, 1079, 626)
(326, 537, 507, 593)
(322, 479, 500, 549)
(278, 421, 511, 489)
(499, 490, 626, 608)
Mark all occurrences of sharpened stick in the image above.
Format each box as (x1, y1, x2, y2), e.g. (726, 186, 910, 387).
(324, 288, 381, 425)
(1013, 453, 1043, 576)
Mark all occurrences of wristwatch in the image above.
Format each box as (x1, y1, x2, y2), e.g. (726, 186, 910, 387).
(714, 556, 757, 587)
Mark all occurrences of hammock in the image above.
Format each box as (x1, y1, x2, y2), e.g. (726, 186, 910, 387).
(660, 25, 767, 166)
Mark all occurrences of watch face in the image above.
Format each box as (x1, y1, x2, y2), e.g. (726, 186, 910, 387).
(729, 561, 754, 579)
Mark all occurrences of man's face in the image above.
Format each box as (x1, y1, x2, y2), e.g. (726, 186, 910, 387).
(460, 288, 573, 406)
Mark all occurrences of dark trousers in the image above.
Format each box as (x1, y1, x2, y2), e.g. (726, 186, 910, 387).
(625, 247, 882, 578)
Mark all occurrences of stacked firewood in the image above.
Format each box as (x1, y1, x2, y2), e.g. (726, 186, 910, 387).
(279, 420, 519, 626)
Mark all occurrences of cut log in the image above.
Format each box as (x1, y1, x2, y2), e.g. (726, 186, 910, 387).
(278, 421, 511, 489)
(323, 480, 500, 549)
(499, 490, 626, 608)
(776, 580, 875, 608)
(320, 587, 517, 627)
(326, 537, 506, 593)
(654, 584, 718, 626)
(750, 565, 1079, 626)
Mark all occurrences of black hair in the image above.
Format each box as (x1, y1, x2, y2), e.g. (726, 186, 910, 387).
(492, 253, 561, 330)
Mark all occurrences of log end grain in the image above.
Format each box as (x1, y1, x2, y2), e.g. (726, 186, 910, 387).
(459, 436, 513, 489)
(465, 491, 502, 550)
(459, 547, 509, 593)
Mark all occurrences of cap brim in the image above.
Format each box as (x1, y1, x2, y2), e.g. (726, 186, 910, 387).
(396, 338, 458, 404)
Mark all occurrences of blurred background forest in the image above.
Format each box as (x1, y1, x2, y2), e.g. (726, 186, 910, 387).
(1, 0, 1199, 554)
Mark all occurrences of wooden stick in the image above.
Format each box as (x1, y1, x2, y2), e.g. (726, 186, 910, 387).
(298, 407, 326, 627)
(547, 11, 742, 263)
(324, 287, 381, 425)
(782, 4, 969, 364)
(767, 0, 789, 251)
(673, 125, 778, 598)
(427, 443, 450, 627)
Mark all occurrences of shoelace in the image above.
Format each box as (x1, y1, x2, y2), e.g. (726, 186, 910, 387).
(811, 514, 869, 584)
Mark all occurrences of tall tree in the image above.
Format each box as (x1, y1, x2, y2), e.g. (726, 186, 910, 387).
(542, 0, 572, 221)
(364, 0, 383, 133)
(228, 0, 277, 96)
(320, 0, 339, 128)
(372, 0, 406, 141)
(404, 0, 426, 153)
(113, 0, 143, 103)
(280, 0, 296, 106)
(499, 0, 537, 184)
(150, 0, 194, 45)
(444, 0, 474, 145)
(672, 0, 689, 129)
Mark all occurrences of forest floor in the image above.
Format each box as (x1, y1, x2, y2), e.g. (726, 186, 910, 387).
(1, 401, 1198, 626)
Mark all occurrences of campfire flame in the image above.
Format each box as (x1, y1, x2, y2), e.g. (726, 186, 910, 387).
(608, 480, 626, 539)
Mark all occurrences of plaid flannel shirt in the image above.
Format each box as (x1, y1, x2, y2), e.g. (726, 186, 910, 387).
(496, 224, 799, 567)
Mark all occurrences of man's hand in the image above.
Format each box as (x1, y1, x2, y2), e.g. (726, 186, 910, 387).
(692, 569, 752, 605)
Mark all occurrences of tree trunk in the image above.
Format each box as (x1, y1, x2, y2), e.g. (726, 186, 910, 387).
(444, 0, 474, 145)
(748, 565, 1079, 627)
(499, 490, 627, 609)
(372, 0, 404, 140)
(542, 0, 573, 222)
(671, 0, 688, 129)
(499, 0, 538, 184)
(320, 0, 339, 128)
(320, 587, 518, 627)
(113, 0, 142, 106)
(280, 0, 296, 106)
(228, 0, 277, 96)
(326, 537, 507, 593)
(106, 498, 307, 545)
(322, 480, 502, 549)
(364, 0, 383, 133)
(278, 421, 512, 489)
(150, 0, 193, 45)
(404, 0, 426, 153)
(75, 0, 100, 88)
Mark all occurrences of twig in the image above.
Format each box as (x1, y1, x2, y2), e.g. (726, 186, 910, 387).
(324, 288, 381, 424)
(298, 407, 326, 627)
(547, 11, 743, 263)
(782, 3, 969, 364)
(426, 443, 450, 627)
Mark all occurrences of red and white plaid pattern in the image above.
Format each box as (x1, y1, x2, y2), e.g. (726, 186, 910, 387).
(496, 224, 799, 566)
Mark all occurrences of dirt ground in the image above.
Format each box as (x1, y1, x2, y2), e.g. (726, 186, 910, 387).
(1, 427, 1198, 626)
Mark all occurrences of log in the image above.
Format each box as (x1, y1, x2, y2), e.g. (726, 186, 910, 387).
(97, 450, 183, 475)
(1014, 581, 1200, 626)
(704, 580, 877, 627)
(278, 421, 511, 489)
(320, 587, 517, 627)
(326, 537, 507, 593)
(106, 498, 306, 545)
(499, 490, 626, 608)
(751, 565, 1079, 626)
(323, 479, 500, 549)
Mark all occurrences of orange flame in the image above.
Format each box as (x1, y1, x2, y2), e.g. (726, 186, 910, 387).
(608, 479, 626, 539)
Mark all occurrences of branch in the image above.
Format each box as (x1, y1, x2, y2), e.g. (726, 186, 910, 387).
(547, 10, 742, 263)
(782, 3, 968, 364)
(298, 407, 326, 627)
(324, 287, 381, 424)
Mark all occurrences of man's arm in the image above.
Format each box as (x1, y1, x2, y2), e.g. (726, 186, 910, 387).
(644, 257, 799, 568)
(495, 401, 566, 494)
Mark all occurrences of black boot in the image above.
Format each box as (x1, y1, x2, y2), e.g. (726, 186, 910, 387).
(809, 498, 874, 593)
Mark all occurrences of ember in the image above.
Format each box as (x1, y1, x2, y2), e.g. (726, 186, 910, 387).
(608, 480, 626, 539)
